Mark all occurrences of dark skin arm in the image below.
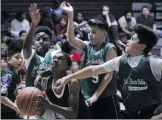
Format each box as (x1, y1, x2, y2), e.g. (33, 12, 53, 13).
(38, 79, 79, 119)
(23, 3, 40, 59)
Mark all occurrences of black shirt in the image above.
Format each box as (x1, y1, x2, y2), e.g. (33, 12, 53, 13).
(136, 14, 155, 29)
(1, 66, 21, 113)
(118, 55, 162, 111)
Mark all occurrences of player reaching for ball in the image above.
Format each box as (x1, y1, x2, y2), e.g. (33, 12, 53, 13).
(55, 24, 162, 119)
(34, 51, 91, 119)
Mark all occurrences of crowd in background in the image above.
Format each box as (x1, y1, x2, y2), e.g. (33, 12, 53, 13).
(1, 1, 162, 119)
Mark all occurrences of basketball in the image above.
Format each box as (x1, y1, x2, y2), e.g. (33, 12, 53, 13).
(16, 87, 44, 116)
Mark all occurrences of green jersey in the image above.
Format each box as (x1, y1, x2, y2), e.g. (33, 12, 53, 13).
(80, 42, 117, 99)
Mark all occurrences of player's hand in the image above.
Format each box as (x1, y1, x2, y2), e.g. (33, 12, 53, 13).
(151, 113, 162, 119)
(29, 3, 40, 25)
(154, 104, 162, 116)
(13, 102, 24, 117)
(54, 77, 68, 91)
(85, 95, 98, 106)
(60, 1, 74, 15)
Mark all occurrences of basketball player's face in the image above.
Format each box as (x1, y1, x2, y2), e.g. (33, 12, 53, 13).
(8, 53, 23, 70)
(52, 52, 68, 71)
(88, 26, 105, 45)
(34, 32, 51, 56)
(125, 34, 145, 56)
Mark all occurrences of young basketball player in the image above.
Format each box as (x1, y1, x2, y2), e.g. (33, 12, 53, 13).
(34, 51, 91, 119)
(1, 47, 23, 119)
(58, 2, 120, 119)
(22, 3, 61, 87)
(55, 24, 162, 119)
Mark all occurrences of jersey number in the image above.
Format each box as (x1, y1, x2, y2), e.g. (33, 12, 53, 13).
(92, 75, 99, 83)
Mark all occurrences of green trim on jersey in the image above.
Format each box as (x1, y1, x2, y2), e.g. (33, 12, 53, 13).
(80, 42, 117, 99)
(26, 49, 57, 87)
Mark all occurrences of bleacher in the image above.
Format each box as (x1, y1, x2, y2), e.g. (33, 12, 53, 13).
(2, 0, 162, 56)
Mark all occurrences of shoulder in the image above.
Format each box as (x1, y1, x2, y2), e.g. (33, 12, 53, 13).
(11, 19, 16, 23)
(105, 43, 116, 52)
(132, 17, 136, 21)
(1, 72, 13, 86)
(149, 55, 162, 81)
(119, 16, 125, 21)
(69, 79, 80, 92)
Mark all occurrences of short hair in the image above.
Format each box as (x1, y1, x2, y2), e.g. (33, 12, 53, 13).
(103, 5, 109, 9)
(133, 24, 158, 55)
(35, 26, 54, 40)
(62, 52, 72, 67)
(15, 11, 24, 19)
(7, 47, 21, 57)
(124, 10, 133, 16)
(19, 30, 26, 37)
(141, 6, 150, 11)
(88, 16, 108, 30)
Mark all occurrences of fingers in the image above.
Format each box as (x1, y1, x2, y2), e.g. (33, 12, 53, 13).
(29, 3, 38, 14)
(66, 2, 70, 7)
(85, 99, 92, 106)
(60, 1, 66, 9)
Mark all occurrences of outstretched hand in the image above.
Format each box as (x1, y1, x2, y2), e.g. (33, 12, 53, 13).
(85, 95, 98, 106)
(60, 1, 74, 15)
(53, 77, 68, 92)
(29, 3, 41, 25)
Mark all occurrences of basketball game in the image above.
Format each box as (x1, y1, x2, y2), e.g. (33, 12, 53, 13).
(1, 0, 162, 119)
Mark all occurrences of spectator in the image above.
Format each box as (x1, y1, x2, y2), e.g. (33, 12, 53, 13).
(101, 5, 119, 44)
(10, 11, 30, 38)
(1, 47, 23, 119)
(136, 6, 162, 38)
(56, 14, 73, 53)
(19, 30, 27, 40)
(75, 12, 89, 40)
(118, 11, 136, 38)
(39, 7, 55, 31)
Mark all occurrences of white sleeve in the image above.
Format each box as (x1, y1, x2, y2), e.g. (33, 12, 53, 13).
(101, 56, 122, 72)
(149, 56, 162, 81)
(21, 49, 36, 69)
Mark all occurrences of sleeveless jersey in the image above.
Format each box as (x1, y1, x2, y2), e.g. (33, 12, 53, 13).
(80, 42, 117, 99)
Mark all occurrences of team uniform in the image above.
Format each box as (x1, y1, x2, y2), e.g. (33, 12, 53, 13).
(81, 41, 120, 118)
(1, 67, 21, 119)
(22, 49, 61, 87)
(101, 54, 162, 119)
(35, 71, 92, 119)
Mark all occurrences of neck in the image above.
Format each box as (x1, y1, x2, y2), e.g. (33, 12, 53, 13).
(143, 15, 148, 18)
(129, 52, 144, 57)
(52, 70, 66, 81)
(94, 38, 105, 50)
(9, 65, 19, 74)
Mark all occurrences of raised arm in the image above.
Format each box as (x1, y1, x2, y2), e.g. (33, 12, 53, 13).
(23, 3, 40, 59)
(60, 2, 86, 50)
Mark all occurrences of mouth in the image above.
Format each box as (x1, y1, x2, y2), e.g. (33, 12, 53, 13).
(90, 39, 94, 41)
(52, 62, 58, 67)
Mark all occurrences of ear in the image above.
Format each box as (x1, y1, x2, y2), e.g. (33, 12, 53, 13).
(140, 44, 146, 51)
(6, 57, 11, 63)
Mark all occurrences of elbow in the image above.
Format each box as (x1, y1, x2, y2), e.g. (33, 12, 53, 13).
(91, 66, 98, 76)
